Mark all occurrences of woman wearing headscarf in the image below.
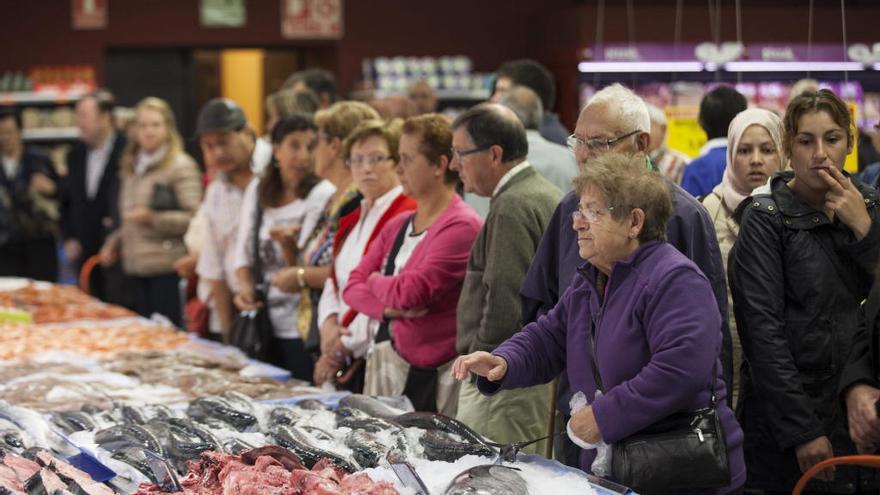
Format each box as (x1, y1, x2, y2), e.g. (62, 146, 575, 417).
(701, 108, 785, 406)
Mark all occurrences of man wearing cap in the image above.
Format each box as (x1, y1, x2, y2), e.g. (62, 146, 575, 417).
(195, 98, 270, 341)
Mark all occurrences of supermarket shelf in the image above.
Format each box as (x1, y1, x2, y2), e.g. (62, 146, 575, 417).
(360, 88, 491, 100)
(22, 127, 80, 141)
(0, 90, 86, 105)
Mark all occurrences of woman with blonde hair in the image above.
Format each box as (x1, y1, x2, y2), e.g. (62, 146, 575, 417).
(100, 97, 202, 326)
(701, 107, 786, 406)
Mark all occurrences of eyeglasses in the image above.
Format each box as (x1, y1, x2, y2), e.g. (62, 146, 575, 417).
(567, 130, 641, 152)
(345, 154, 391, 168)
(450, 145, 490, 162)
(572, 205, 615, 224)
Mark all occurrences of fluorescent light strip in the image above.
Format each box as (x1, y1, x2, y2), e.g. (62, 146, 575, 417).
(578, 61, 704, 73)
(724, 61, 865, 72)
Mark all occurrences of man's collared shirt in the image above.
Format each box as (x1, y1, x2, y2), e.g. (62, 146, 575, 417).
(196, 172, 255, 293)
(493, 161, 531, 197)
(85, 132, 115, 200)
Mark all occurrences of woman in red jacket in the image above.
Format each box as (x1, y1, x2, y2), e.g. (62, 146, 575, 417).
(343, 114, 482, 414)
(313, 119, 416, 390)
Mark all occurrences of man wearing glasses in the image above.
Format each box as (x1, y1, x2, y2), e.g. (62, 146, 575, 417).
(451, 104, 562, 455)
(520, 83, 732, 467)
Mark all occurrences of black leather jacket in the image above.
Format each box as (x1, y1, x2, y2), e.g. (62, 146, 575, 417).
(729, 171, 880, 492)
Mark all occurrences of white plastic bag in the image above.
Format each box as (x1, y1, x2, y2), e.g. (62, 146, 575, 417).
(567, 390, 612, 478)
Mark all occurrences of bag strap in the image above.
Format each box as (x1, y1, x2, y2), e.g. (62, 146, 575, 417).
(586, 315, 718, 408)
(251, 196, 265, 289)
(375, 214, 415, 343)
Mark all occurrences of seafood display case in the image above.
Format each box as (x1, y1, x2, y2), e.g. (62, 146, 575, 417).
(0, 278, 626, 494)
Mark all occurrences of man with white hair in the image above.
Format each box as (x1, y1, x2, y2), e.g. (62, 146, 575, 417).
(500, 86, 579, 193)
(646, 103, 690, 185)
(520, 83, 732, 465)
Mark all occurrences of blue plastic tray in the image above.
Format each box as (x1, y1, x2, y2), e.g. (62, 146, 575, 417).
(66, 450, 116, 483)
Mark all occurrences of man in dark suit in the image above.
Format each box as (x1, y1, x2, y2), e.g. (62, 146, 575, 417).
(60, 89, 127, 300)
(0, 108, 61, 281)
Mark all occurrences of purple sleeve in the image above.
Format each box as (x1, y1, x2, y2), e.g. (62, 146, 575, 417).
(477, 287, 571, 395)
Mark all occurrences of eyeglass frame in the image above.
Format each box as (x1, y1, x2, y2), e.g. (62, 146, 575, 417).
(345, 154, 393, 168)
(450, 145, 491, 162)
(567, 130, 642, 152)
(571, 204, 617, 224)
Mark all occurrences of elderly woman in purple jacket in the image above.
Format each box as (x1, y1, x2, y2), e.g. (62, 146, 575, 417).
(452, 152, 745, 493)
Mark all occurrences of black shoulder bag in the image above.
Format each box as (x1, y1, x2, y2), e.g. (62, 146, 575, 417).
(231, 203, 276, 362)
(586, 320, 730, 494)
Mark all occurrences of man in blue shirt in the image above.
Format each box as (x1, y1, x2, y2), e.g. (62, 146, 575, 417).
(681, 85, 748, 197)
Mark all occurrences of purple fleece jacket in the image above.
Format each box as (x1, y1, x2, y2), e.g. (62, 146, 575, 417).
(479, 240, 745, 493)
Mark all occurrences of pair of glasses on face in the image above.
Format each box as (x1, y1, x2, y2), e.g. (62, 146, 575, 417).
(345, 154, 391, 168)
(449, 145, 490, 162)
(572, 205, 615, 224)
(567, 130, 641, 152)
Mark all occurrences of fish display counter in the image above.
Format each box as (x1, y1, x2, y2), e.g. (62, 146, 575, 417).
(0, 278, 629, 493)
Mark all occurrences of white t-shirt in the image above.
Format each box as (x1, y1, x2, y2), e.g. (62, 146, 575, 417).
(196, 174, 254, 294)
(234, 178, 335, 339)
(1, 156, 18, 180)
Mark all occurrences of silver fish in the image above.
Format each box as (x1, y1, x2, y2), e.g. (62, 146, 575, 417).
(444, 465, 528, 495)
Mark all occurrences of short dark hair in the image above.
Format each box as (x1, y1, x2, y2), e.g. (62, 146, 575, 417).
(284, 69, 337, 103)
(260, 112, 320, 208)
(452, 104, 528, 164)
(698, 85, 747, 140)
(402, 113, 458, 185)
(0, 107, 22, 130)
(573, 153, 672, 243)
(783, 88, 853, 156)
(497, 59, 557, 111)
(82, 88, 116, 115)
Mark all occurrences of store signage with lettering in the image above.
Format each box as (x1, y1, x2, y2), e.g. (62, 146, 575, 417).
(281, 0, 343, 40)
(71, 0, 107, 30)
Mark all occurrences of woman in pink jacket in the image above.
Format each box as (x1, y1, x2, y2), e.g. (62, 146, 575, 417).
(344, 114, 482, 415)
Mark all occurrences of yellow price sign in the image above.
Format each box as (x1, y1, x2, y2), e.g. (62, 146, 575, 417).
(664, 106, 707, 159)
(845, 102, 859, 174)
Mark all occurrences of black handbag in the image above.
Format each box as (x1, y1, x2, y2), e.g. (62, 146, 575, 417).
(586, 320, 730, 494)
(231, 202, 275, 361)
(150, 183, 179, 211)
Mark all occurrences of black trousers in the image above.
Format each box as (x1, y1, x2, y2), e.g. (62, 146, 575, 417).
(0, 238, 58, 282)
(271, 338, 315, 383)
(129, 273, 182, 327)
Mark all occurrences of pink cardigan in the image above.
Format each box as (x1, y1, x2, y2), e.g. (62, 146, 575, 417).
(343, 194, 483, 368)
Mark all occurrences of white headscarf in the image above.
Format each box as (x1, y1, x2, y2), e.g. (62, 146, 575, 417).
(721, 108, 786, 211)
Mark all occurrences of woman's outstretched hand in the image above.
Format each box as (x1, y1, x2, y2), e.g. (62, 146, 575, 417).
(451, 351, 508, 382)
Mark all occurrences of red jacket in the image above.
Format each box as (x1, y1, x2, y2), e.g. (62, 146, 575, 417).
(331, 193, 417, 327)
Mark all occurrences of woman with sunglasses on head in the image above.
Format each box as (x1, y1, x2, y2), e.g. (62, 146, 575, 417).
(232, 113, 335, 381)
(343, 114, 482, 415)
(312, 119, 416, 390)
(729, 89, 880, 493)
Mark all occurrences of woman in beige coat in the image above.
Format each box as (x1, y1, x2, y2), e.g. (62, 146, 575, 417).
(701, 107, 786, 406)
(100, 97, 202, 326)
